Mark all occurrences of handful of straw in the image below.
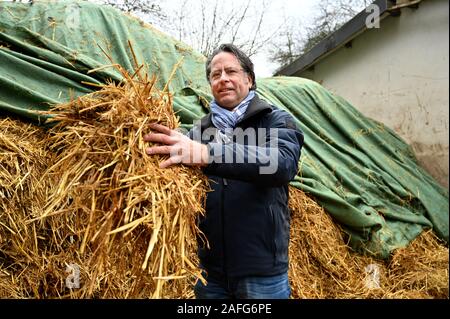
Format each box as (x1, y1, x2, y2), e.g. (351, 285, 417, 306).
(29, 62, 209, 298)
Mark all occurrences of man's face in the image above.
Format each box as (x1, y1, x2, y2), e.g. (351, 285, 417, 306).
(209, 52, 252, 110)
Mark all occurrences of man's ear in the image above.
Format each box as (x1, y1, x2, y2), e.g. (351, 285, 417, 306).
(247, 74, 252, 89)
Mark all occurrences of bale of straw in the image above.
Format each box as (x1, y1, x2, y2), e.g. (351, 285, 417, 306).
(385, 230, 448, 299)
(0, 61, 208, 298)
(288, 186, 449, 299)
(288, 185, 366, 298)
(0, 117, 56, 298)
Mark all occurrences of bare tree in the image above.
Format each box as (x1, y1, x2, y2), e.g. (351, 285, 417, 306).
(168, 0, 281, 58)
(93, 0, 278, 59)
(269, 0, 372, 67)
(268, 17, 304, 66)
(98, 0, 167, 26)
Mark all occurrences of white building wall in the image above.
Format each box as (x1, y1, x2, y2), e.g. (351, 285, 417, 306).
(298, 0, 449, 188)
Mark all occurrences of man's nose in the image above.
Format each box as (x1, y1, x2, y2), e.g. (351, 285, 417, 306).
(218, 70, 231, 81)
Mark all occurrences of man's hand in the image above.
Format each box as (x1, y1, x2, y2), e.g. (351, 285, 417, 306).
(144, 123, 209, 168)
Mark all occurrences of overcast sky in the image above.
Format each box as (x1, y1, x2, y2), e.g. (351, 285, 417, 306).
(248, 0, 319, 78)
(156, 0, 322, 78)
(84, 0, 326, 77)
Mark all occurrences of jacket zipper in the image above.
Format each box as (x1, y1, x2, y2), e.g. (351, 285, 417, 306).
(270, 206, 277, 265)
(221, 178, 228, 280)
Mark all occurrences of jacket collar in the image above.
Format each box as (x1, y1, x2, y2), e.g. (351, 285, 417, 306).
(200, 93, 272, 130)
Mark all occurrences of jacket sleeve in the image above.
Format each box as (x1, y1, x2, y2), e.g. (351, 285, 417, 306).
(202, 110, 304, 187)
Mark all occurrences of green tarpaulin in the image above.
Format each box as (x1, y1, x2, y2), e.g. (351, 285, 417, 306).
(1, 0, 448, 258)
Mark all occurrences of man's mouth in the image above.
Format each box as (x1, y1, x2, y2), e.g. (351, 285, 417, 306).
(219, 88, 234, 93)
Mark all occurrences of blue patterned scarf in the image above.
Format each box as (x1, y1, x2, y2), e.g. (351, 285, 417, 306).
(210, 90, 255, 133)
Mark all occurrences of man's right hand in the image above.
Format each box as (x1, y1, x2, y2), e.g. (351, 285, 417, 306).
(144, 123, 209, 168)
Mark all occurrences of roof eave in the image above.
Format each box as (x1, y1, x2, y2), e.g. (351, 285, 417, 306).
(274, 0, 394, 76)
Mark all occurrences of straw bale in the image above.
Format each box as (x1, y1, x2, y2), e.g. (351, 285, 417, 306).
(0, 118, 56, 298)
(0, 61, 208, 298)
(384, 230, 448, 298)
(288, 186, 449, 299)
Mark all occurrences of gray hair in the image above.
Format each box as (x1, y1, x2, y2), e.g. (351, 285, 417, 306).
(205, 44, 257, 90)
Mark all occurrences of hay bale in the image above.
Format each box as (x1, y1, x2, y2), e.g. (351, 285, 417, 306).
(0, 118, 55, 298)
(0, 62, 208, 298)
(288, 186, 449, 299)
(288, 186, 367, 298)
(385, 230, 448, 298)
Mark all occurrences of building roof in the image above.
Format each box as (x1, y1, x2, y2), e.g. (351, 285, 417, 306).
(274, 0, 404, 76)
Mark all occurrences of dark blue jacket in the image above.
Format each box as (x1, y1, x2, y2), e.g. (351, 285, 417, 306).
(190, 94, 304, 279)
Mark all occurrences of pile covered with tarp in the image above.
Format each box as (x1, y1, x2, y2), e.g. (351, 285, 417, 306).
(0, 0, 448, 298)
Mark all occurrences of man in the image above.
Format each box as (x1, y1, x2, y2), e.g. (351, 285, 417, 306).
(144, 44, 303, 299)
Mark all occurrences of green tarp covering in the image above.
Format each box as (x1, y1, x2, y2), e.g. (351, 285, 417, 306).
(1, 0, 448, 258)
